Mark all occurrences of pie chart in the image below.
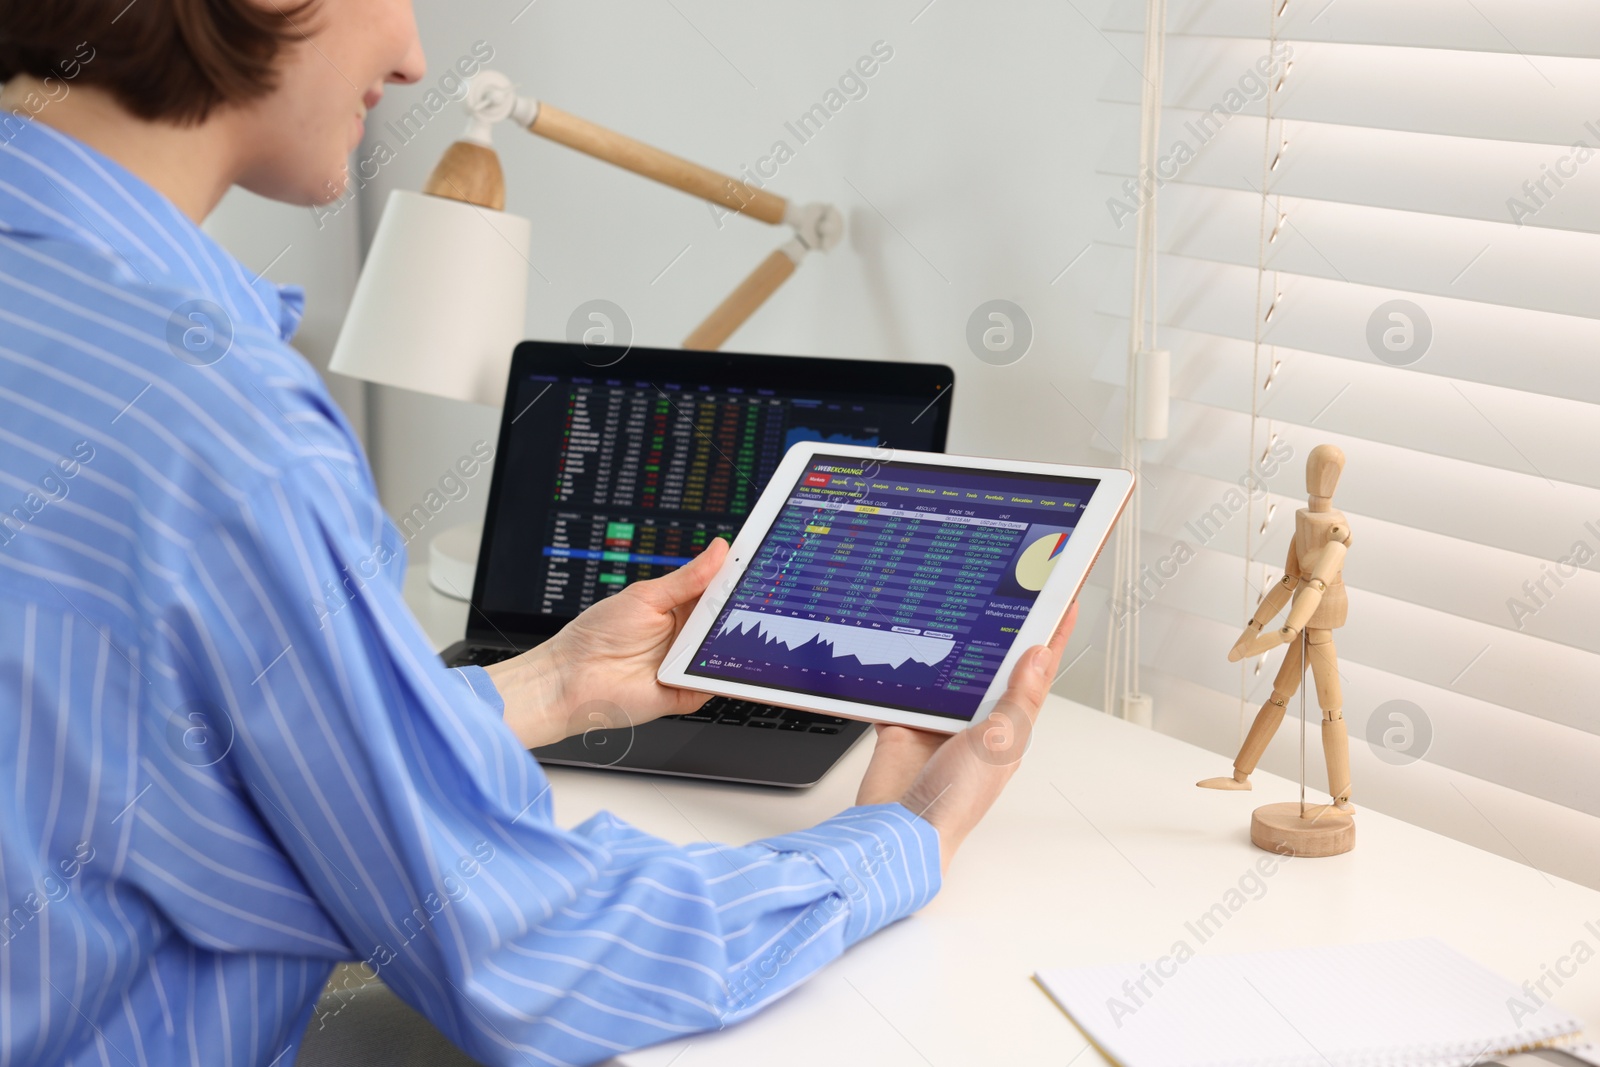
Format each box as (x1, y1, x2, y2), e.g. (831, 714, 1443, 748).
(1015, 531, 1070, 592)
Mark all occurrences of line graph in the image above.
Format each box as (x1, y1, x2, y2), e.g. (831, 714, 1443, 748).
(713, 609, 954, 679)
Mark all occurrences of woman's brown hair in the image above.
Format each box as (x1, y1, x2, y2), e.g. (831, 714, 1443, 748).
(0, 0, 319, 125)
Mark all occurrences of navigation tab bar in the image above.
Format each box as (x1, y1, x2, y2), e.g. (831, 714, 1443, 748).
(802, 498, 1028, 530)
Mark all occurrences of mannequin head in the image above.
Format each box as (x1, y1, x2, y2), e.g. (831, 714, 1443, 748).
(1306, 444, 1345, 507)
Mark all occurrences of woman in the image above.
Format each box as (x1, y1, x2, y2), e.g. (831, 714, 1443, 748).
(0, 2, 1072, 1064)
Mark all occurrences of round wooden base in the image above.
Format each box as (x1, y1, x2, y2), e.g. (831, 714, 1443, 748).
(1250, 802, 1355, 857)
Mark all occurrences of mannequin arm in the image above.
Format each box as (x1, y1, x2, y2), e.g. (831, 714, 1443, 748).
(1280, 534, 1348, 633)
(1231, 528, 1349, 659)
(1227, 572, 1299, 663)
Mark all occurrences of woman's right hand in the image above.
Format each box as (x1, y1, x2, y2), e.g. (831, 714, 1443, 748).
(857, 602, 1076, 875)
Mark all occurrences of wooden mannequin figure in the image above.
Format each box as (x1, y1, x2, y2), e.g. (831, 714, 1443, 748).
(1199, 444, 1356, 856)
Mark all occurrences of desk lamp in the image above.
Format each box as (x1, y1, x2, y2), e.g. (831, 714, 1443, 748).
(331, 72, 844, 598)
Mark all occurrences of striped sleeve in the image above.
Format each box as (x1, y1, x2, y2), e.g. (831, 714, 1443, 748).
(177, 458, 941, 1066)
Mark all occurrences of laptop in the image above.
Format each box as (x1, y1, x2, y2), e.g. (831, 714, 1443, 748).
(441, 340, 954, 787)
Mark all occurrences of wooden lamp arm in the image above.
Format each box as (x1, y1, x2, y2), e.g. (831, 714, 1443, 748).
(423, 72, 793, 224)
(527, 103, 789, 225)
(421, 72, 846, 351)
(684, 241, 801, 351)
(682, 201, 842, 350)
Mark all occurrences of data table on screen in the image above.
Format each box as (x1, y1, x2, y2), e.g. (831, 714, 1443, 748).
(688, 458, 1100, 720)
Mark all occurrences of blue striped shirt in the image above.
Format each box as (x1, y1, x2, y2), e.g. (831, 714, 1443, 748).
(0, 117, 939, 1067)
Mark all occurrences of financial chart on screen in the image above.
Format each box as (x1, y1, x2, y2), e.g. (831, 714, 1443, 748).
(479, 373, 942, 620)
(687, 456, 1101, 720)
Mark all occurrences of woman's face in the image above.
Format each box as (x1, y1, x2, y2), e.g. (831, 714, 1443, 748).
(236, 0, 426, 205)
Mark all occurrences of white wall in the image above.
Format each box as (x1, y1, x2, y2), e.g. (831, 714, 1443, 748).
(350, 0, 1124, 597)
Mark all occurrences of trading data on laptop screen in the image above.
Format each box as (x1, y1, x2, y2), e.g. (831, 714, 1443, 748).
(684, 456, 1100, 721)
(479, 372, 945, 621)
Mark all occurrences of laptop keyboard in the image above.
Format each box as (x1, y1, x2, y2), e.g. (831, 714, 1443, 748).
(449, 645, 520, 667)
(445, 646, 845, 734)
(679, 698, 845, 734)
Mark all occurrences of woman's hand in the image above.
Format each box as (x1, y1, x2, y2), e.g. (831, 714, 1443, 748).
(486, 538, 729, 748)
(856, 601, 1078, 875)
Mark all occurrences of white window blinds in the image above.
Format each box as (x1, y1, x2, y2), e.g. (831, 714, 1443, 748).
(1083, 0, 1600, 887)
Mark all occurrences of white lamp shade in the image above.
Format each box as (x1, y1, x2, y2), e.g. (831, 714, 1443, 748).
(330, 189, 530, 408)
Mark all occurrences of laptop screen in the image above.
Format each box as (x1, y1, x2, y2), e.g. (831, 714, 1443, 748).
(470, 343, 954, 640)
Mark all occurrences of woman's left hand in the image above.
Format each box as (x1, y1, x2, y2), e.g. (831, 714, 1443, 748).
(486, 537, 729, 748)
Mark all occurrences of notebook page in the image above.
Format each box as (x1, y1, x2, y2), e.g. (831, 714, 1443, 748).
(1035, 938, 1583, 1067)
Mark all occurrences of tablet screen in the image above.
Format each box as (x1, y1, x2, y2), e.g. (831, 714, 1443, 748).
(686, 455, 1101, 721)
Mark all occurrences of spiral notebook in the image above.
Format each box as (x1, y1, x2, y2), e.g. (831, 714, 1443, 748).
(1034, 937, 1585, 1067)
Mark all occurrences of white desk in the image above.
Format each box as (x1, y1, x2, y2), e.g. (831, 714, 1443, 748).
(405, 568, 1600, 1066)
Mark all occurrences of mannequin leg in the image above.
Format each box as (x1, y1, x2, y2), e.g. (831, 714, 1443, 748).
(1307, 628, 1353, 812)
(1198, 636, 1305, 790)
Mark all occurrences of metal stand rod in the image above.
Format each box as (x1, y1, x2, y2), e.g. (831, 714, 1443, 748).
(1298, 627, 1308, 817)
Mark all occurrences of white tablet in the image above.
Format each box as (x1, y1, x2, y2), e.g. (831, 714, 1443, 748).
(657, 444, 1133, 734)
